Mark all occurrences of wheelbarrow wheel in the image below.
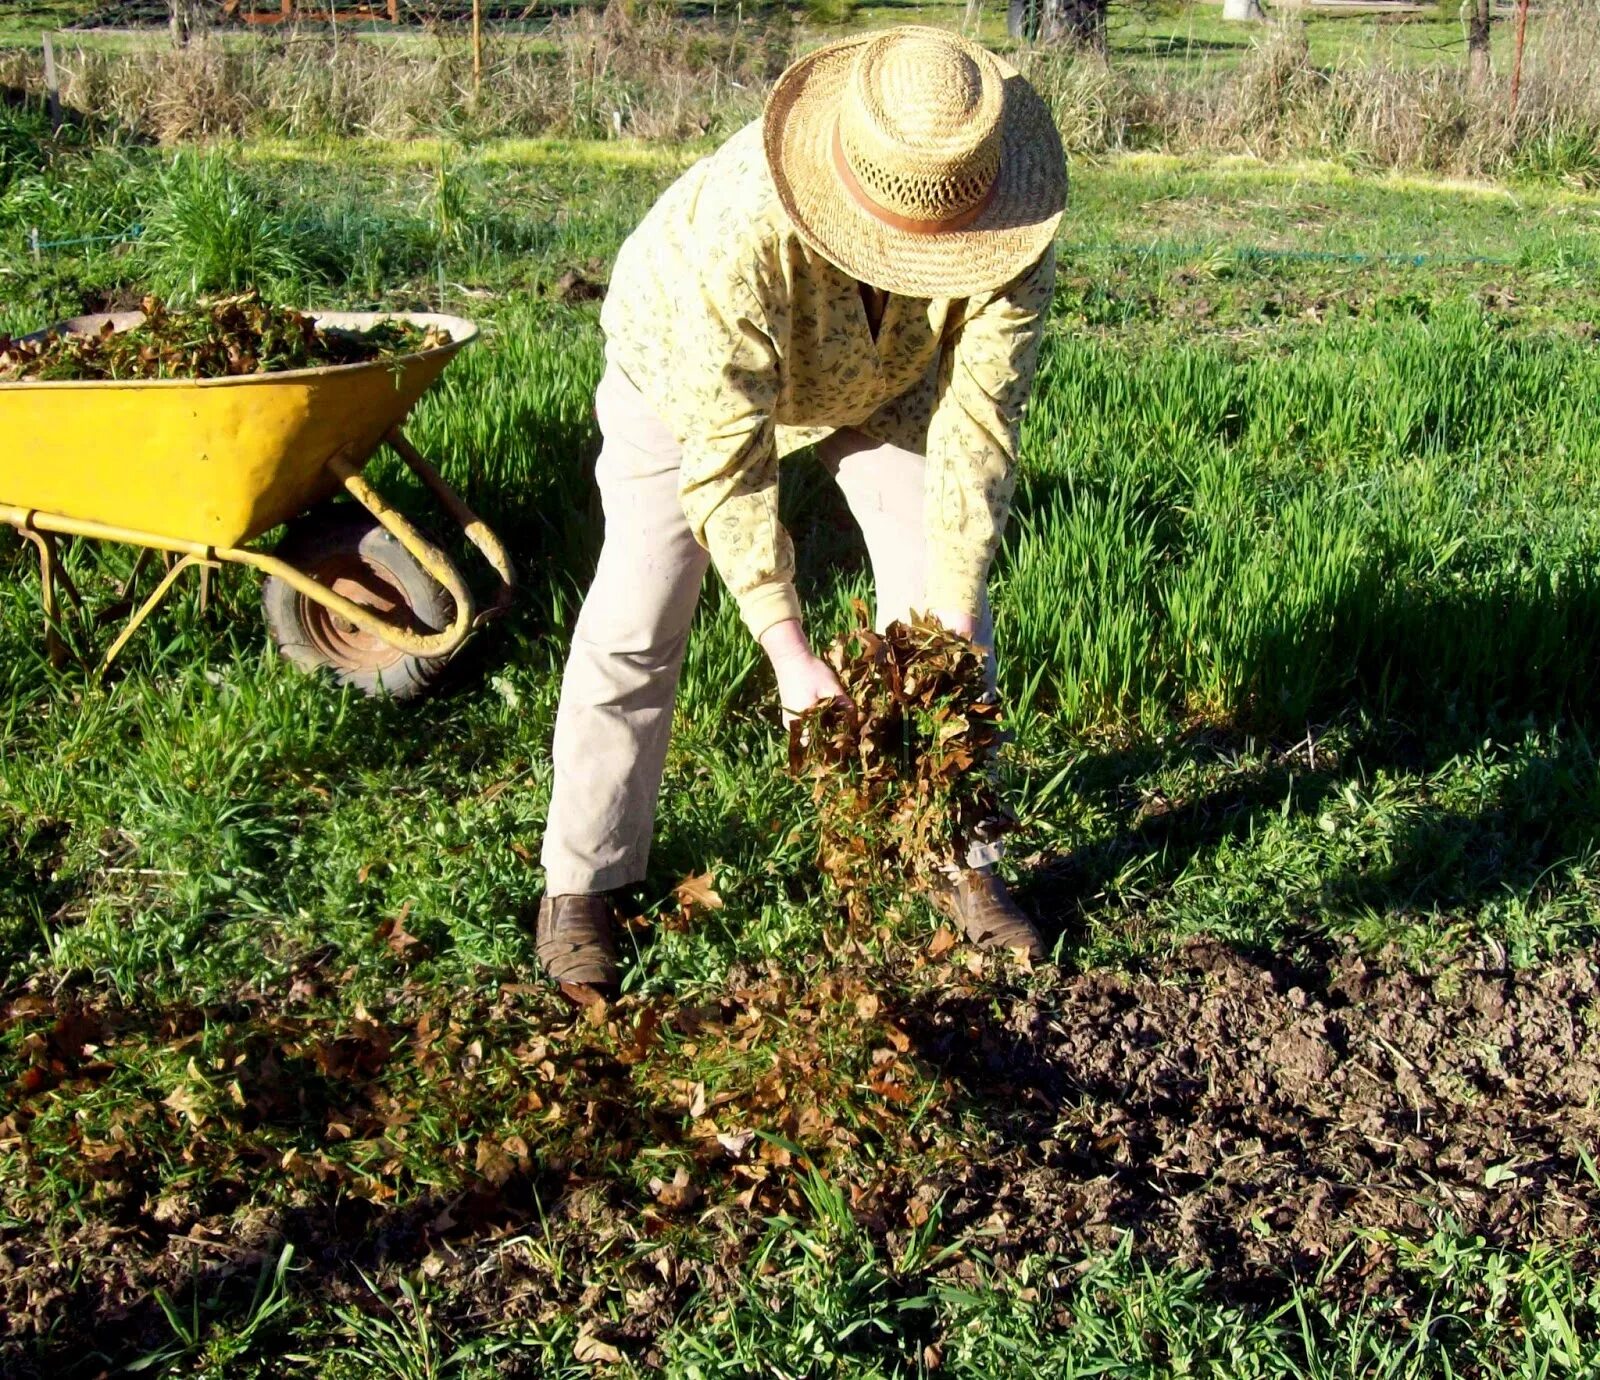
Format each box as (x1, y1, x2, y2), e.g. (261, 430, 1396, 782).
(262, 505, 453, 701)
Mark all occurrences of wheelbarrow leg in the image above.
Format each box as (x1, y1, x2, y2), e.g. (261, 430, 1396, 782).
(100, 553, 218, 675)
(49, 543, 86, 618)
(17, 527, 73, 669)
(117, 546, 156, 600)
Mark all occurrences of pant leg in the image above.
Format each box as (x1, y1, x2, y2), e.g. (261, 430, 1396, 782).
(818, 429, 1001, 868)
(816, 429, 995, 657)
(541, 367, 709, 896)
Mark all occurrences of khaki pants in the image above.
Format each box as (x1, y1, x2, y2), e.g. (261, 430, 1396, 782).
(541, 366, 996, 896)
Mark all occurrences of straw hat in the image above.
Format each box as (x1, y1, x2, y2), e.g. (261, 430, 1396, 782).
(763, 26, 1067, 299)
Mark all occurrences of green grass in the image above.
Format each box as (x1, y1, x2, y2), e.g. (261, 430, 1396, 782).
(3, 134, 1600, 1375)
(0, 0, 94, 44)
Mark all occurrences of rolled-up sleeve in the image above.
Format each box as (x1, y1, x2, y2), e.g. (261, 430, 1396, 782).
(923, 246, 1055, 617)
(676, 260, 800, 640)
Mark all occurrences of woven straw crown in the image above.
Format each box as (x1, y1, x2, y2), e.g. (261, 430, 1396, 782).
(836, 31, 1005, 227)
(763, 26, 1067, 299)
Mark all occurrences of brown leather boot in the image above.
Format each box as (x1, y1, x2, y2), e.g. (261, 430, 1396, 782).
(927, 867, 1046, 961)
(535, 893, 622, 996)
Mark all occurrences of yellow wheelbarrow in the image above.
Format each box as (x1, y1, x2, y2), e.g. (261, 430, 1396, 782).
(0, 310, 513, 700)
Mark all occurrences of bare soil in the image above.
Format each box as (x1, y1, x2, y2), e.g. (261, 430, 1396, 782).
(900, 938, 1600, 1295)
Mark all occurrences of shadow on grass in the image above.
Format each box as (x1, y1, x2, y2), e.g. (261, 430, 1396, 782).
(1019, 720, 1599, 955)
(766, 460, 1600, 961)
(1112, 36, 1256, 59)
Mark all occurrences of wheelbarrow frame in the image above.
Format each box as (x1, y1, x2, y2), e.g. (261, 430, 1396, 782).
(0, 312, 513, 677)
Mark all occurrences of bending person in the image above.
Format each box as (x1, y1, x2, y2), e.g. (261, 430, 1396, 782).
(538, 26, 1067, 993)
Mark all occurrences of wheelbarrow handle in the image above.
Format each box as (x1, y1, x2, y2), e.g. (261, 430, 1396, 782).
(228, 452, 477, 661)
(385, 427, 516, 627)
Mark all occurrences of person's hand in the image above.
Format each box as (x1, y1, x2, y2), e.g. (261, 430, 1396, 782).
(760, 618, 849, 725)
(773, 654, 848, 726)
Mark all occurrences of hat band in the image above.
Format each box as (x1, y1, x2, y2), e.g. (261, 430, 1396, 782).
(830, 123, 996, 236)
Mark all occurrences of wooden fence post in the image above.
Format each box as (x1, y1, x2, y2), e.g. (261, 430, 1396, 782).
(1509, 0, 1531, 116)
(472, 0, 483, 94)
(42, 32, 61, 132)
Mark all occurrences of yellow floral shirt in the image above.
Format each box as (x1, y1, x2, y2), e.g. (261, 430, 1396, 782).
(600, 120, 1056, 639)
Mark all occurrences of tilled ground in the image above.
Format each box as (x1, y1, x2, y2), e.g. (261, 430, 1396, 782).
(903, 938, 1600, 1293)
(3, 937, 1596, 1369)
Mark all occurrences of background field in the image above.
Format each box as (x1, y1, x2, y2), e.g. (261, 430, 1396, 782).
(3, 4, 1600, 1377)
(3, 0, 1598, 182)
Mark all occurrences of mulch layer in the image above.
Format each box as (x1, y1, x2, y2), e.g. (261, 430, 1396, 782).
(3, 936, 1596, 1369)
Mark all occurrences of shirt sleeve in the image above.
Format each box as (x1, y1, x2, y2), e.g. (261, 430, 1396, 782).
(675, 252, 800, 641)
(923, 245, 1056, 617)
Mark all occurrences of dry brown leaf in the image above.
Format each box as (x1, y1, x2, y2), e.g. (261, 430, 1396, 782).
(558, 981, 608, 1013)
(717, 1129, 755, 1158)
(376, 902, 426, 961)
(870, 1078, 914, 1105)
(648, 1165, 700, 1211)
(475, 1137, 514, 1186)
(573, 1324, 624, 1366)
(162, 1058, 210, 1128)
(674, 870, 724, 914)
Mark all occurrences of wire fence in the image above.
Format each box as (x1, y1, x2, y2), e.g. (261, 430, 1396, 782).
(26, 225, 144, 258)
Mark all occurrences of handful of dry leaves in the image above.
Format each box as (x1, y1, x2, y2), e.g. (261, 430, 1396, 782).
(788, 603, 1010, 903)
(0, 294, 450, 383)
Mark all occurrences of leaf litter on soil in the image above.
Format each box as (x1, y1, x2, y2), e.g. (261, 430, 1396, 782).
(4, 935, 1598, 1363)
(0, 293, 451, 382)
(0, 957, 949, 1355)
(788, 604, 1010, 913)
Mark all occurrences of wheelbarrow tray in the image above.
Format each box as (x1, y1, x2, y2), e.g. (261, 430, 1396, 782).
(0, 311, 478, 548)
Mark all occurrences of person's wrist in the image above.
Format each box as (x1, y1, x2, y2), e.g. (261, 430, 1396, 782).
(759, 617, 812, 665)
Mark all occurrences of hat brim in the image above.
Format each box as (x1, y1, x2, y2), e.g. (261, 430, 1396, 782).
(763, 32, 1067, 299)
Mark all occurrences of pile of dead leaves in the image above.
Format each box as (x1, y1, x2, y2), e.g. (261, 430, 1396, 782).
(789, 603, 1009, 907)
(0, 958, 952, 1357)
(0, 293, 451, 382)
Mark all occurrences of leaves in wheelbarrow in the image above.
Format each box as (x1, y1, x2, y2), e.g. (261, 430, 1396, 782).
(0, 293, 451, 382)
(787, 602, 1010, 911)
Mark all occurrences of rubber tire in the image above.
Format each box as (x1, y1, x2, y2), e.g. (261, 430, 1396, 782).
(262, 504, 454, 702)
